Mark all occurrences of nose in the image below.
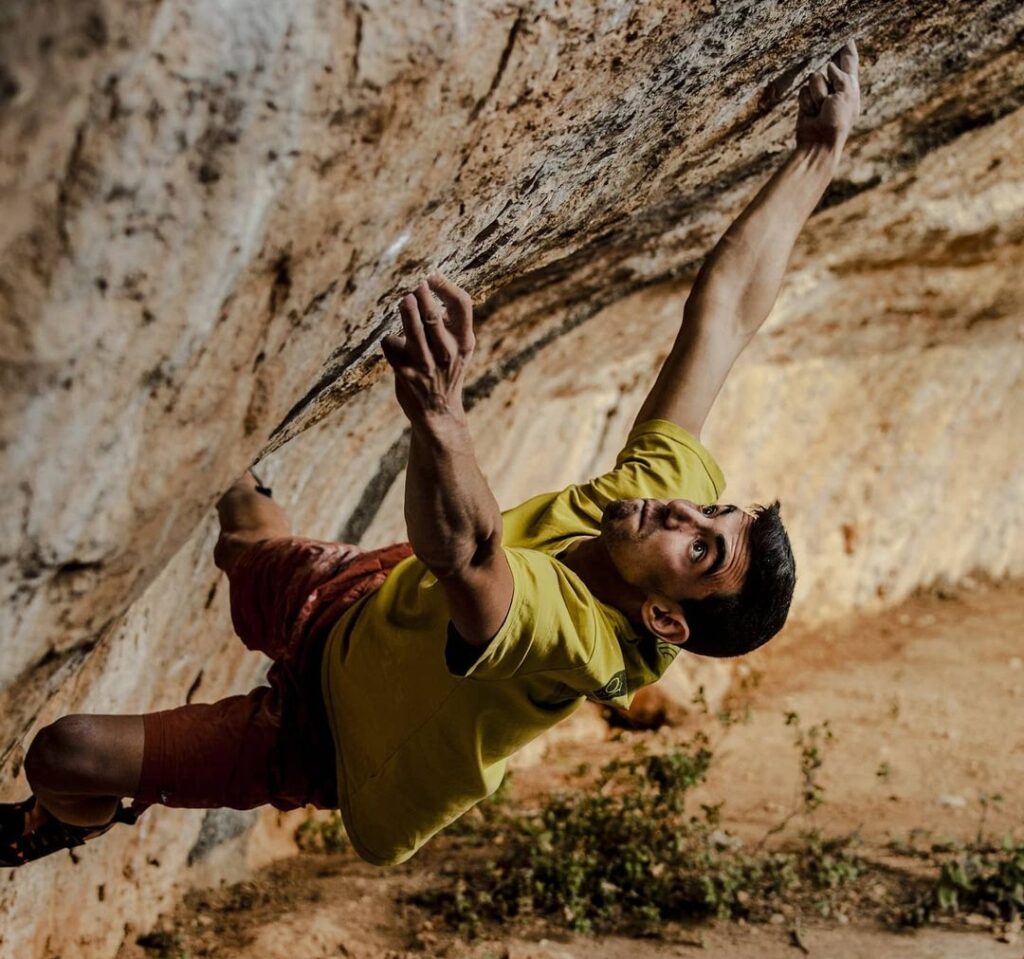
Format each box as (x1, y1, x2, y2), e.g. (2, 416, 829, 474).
(663, 499, 709, 529)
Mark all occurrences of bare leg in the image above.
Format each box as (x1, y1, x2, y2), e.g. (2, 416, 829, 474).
(23, 715, 145, 827)
(20, 473, 293, 830)
(214, 472, 292, 574)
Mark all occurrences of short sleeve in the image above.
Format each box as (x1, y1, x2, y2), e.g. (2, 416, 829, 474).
(444, 623, 489, 676)
(576, 418, 726, 511)
(443, 548, 593, 681)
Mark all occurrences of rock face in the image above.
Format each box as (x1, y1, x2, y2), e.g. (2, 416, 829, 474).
(1, 1, 1022, 955)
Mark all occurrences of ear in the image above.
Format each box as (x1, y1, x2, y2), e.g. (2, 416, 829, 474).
(641, 595, 690, 646)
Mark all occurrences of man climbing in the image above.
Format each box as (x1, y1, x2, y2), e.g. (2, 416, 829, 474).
(1, 41, 859, 867)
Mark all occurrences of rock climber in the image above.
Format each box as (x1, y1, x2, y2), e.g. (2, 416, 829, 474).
(1, 40, 859, 867)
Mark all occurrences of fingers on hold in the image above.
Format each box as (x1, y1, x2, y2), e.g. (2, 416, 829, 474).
(826, 61, 849, 91)
(414, 282, 441, 324)
(837, 38, 858, 75)
(798, 85, 816, 115)
(382, 338, 417, 381)
(810, 72, 829, 105)
(413, 280, 434, 317)
(381, 333, 407, 367)
(399, 293, 432, 362)
(415, 282, 458, 358)
(427, 273, 472, 315)
(397, 293, 413, 329)
(427, 271, 460, 295)
(426, 273, 475, 349)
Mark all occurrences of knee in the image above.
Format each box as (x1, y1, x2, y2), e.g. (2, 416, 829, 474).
(214, 532, 246, 573)
(25, 715, 105, 792)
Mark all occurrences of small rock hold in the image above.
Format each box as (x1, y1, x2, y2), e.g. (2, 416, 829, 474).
(197, 162, 221, 184)
(84, 13, 108, 47)
(0, 64, 20, 103)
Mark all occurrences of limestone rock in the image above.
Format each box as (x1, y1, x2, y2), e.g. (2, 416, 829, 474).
(1, 2, 1023, 956)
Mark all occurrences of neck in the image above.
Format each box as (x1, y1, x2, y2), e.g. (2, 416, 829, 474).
(559, 535, 646, 624)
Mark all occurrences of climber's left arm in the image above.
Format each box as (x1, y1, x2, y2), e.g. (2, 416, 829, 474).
(633, 40, 860, 440)
(382, 274, 514, 648)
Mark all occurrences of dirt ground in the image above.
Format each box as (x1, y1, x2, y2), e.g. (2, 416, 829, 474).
(115, 577, 1024, 959)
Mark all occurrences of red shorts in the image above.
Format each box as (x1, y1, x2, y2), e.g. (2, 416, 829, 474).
(134, 538, 413, 811)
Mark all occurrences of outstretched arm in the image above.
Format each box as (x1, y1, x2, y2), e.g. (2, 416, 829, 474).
(634, 40, 861, 438)
(382, 274, 513, 647)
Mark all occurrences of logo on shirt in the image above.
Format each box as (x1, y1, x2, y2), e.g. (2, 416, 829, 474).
(657, 640, 680, 664)
(588, 670, 628, 702)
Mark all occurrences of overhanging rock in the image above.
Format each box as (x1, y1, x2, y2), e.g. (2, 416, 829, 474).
(1, 2, 1023, 956)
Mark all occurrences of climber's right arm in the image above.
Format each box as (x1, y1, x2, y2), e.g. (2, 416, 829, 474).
(382, 274, 514, 648)
(633, 40, 860, 440)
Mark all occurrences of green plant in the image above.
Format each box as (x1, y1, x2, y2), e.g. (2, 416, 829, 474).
(415, 719, 865, 935)
(758, 713, 835, 848)
(976, 793, 1004, 846)
(787, 713, 833, 815)
(906, 839, 1024, 925)
(399, 693, 1023, 939)
(903, 794, 1022, 926)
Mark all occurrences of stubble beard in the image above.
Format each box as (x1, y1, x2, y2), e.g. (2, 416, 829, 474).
(601, 499, 647, 545)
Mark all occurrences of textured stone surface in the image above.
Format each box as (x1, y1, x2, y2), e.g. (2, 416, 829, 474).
(1, 1, 1023, 956)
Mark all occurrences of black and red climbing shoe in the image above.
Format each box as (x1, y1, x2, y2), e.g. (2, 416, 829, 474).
(0, 795, 146, 867)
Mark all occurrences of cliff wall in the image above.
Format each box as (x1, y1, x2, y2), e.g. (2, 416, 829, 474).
(1, 2, 1022, 955)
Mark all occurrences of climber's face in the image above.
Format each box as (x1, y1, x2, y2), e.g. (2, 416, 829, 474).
(600, 498, 754, 602)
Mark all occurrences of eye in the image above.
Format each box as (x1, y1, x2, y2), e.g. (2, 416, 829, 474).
(691, 540, 707, 562)
(701, 505, 717, 516)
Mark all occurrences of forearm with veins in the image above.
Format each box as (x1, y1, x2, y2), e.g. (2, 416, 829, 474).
(688, 142, 839, 337)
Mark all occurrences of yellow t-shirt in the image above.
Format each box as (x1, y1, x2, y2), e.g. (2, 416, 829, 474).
(321, 419, 725, 865)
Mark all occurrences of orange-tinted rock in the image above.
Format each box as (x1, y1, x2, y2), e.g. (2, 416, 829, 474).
(1, 2, 1023, 955)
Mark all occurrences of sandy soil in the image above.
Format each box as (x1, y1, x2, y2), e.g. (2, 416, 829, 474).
(115, 577, 1024, 959)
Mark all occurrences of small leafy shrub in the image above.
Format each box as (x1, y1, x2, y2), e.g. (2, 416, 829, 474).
(417, 724, 864, 935)
(908, 839, 1024, 925)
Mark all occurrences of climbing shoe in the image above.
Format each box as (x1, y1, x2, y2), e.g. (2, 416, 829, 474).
(249, 468, 273, 499)
(0, 795, 144, 867)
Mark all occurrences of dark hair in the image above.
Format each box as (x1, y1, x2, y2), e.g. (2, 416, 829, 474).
(681, 501, 796, 659)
